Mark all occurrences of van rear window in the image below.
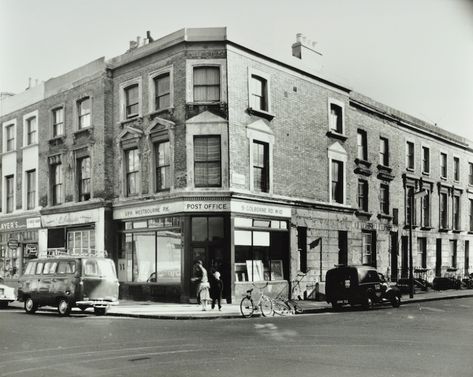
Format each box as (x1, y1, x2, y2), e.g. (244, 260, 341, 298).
(43, 261, 58, 274)
(57, 261, 76, 274)
(82, 259, 116, 278)
(35, 262, 44, 275)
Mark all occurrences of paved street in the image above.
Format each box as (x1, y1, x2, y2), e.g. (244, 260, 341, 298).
(1, 298, 472, 377)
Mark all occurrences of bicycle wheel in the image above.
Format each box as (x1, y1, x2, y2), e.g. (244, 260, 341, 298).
(259, 295, 273, 317)
(273, 299, 291, 316)
(240, 297, 255, 318)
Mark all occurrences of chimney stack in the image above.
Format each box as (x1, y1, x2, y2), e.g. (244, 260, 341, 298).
(292, 33, 323, 72)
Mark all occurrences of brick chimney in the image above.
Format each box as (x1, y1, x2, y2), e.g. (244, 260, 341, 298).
(292, 33, 323, 72)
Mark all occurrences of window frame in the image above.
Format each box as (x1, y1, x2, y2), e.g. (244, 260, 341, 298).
(25, 169, 36, 210)
(155, 140, 171, 192)
(5, 175, 15, 213)
(439, 191, 449, 229)
(357, 179, 369, 212)
(248, 68, 272, 115)
(357, 129, 368, 161)
(186, 59, 227, 104)
(328, 142, 347, 205)
(421, 189, 431, 228)
(119, 77, 142, 121)
(421, 145, 430, 175)
(328, 98, 345, 135)
(453, 156, 460, 182)
(379, 137, 389, 167)
(252, 140, 270, 193)
(361, 231, 373, 266)
(380, 183, 390, 215)
(452, 194, 461, 231)
(440, 152, 448, 179)
(77, 97, 91, 130)
(193, 135, 222, 188)
(2, 120, 16, 153)
(23, 111, 38, 146)
(406, 141, 415, 171)
(51, 162, 63, 205)
(51, 106, 65, 138)
(149, 66, 173, 113)
(77, 156, 91, 202)
(124, 148, 140, 197)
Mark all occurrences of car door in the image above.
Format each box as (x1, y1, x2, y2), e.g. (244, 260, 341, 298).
(51, 259, 77, 302)
(81, 259, 119, 302)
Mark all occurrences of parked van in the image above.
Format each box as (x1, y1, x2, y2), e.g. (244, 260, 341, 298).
(17, 255, 119, 316)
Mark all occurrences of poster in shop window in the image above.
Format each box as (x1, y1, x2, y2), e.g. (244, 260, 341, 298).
(246, 260, 264, 281)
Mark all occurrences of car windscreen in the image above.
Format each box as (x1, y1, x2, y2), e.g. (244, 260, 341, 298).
(82, 259, 116, 278)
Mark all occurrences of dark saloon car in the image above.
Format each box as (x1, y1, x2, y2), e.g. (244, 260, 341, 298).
(325, 265, 402, 309)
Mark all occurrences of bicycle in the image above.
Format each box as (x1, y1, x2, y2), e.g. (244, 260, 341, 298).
(240, 282, 274, 318)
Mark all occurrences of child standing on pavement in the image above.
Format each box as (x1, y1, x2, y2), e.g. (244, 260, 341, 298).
(210, 270, 223, 311)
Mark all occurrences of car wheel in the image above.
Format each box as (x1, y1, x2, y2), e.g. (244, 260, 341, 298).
(94, 307, 108, 316)
(57, 299, 71, 316)
(0, 301, 8, 309)
(391, 296, 401, 308)
(331, 301, 341, 311)
(362, 297, 372, 310)
(24, 297, 37, 314)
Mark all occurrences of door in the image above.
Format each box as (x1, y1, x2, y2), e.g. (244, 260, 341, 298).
(390, 232, 398, 281)
(338, 231, 348, 265)
(401, 236, 408, 278)
(436, 239, 442, 277)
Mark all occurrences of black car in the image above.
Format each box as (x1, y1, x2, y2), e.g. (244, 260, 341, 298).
(325, 265, 402, 309)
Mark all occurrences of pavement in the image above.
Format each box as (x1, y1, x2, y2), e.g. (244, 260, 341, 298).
(10, 288, 473, 319)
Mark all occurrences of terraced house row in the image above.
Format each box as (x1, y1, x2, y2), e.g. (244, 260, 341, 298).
(1, 27, 472, 303)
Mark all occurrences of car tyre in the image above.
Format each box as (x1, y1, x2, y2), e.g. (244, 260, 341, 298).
(24, 297, 37, 314)
(57, 298, 71, 316)
(391, 296, 401, 308)
(94, 307, 108, 316)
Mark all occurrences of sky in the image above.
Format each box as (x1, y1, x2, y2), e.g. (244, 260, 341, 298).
(1, 0, 472, 140)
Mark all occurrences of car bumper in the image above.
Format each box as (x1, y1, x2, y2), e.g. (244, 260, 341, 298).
(75, 300, 119, 307)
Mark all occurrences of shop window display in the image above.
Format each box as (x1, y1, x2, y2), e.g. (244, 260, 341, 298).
(234, 218, 288, 282)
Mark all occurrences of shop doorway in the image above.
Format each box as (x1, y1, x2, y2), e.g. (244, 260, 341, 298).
(190, 216, 229, 301)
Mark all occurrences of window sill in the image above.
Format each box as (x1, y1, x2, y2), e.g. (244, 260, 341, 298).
(355, 210, 372, 219)
(326, 131, 347, 141)
(354, 166, 372, 177)
(440, 176, 447, 181)
(406, 167, 415, 173)
(377, 171, 395, 181)
(439, 227, 450, 232)
(404, 224, 419, 229)
(247, 107, 275, 120)
(377, 213, 393, 220)
(120, 117, 142, 126)
(422, 171, 430, 176)
(74, 127, 93, 137)
(49, 136, 65, 146)
(355, 158, 372, 168)
(22, 143, 38, 150)
(1, 150, 17, 156)
(452, 229, 462, 234)
(377, 164, 392, 173)
(420, 226, 433, 231)
(148, 107, 174, 118)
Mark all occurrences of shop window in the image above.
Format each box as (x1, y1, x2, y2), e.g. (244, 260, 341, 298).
(67, 229, 95, 254)
(379, 137, 389, 166)
(118, 224, 182, 284)
(155, 141, 170, 192)
(26, 169, 36, 210)
(52, 107, 64, 137)
(77, 156, 91, 201)
(125, 148, 140, 196)
(194, 136, 221, 187)
(77, 97, 91, 129)
(193, 66, 220, 102)
(234, 222, 288, 282)
(191, 217, 224, 242)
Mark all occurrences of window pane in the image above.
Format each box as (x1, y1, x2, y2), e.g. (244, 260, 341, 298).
(156, 231, 181, 282)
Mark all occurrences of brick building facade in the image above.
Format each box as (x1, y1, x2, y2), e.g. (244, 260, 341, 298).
(1, 27, 472, 303)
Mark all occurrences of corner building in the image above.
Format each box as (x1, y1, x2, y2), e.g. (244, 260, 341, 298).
(1, 28, 472, 303)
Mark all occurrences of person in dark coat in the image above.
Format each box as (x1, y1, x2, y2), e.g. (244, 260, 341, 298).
(210, 270, 223, 310)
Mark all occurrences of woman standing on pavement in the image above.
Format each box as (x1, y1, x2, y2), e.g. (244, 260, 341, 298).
(191, 260, 211, 311)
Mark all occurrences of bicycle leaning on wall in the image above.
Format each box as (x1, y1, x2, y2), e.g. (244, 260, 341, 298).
(240, 282, 274, 318)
